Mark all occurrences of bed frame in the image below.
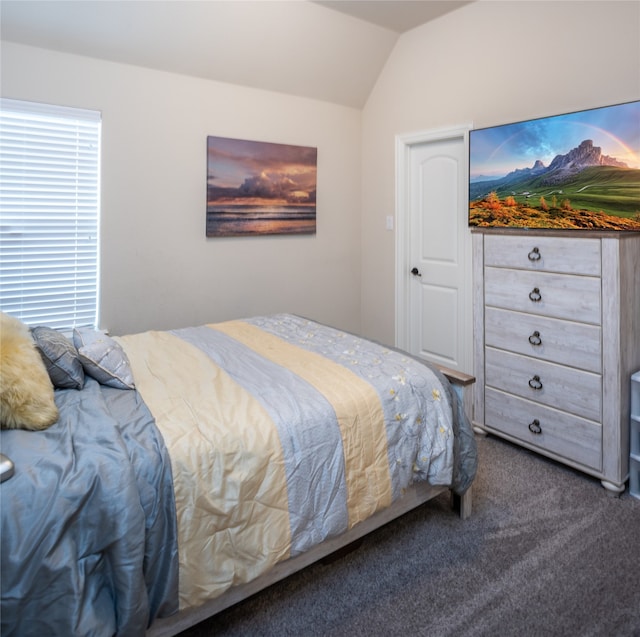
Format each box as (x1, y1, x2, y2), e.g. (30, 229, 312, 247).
(147, 367, 474, 637)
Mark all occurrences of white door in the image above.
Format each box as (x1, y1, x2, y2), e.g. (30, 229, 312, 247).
(396, 127, 472, 373)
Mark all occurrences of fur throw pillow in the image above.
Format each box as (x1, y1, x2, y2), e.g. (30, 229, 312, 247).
(0, 312, 59, 430)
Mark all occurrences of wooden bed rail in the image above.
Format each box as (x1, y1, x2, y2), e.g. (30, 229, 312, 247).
(147, 482, 468, 637)
(433, 364, 476, 387)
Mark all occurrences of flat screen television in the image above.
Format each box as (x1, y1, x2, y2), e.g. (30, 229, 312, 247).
(469, 101, 640, 231)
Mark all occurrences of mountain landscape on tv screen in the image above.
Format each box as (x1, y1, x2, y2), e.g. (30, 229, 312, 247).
(470, 132, 640, 230)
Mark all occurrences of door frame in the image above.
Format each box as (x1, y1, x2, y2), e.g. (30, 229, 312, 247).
(395, 124, 473, 370)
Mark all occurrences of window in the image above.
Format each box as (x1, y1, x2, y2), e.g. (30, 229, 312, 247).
(0, 98, 101, 331)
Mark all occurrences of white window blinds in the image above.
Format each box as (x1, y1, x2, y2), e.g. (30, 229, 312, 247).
(0, 98, 101, 331)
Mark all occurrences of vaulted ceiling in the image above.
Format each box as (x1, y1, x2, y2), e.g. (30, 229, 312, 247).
(0, 0, 472, 108)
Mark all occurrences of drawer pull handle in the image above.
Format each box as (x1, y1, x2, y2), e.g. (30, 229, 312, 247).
(528, 247, 541, 261)
(528, 331, 542, 346)
(529, 287, 542, 302)
(528, 419, 542, 434)
(528, 375, 543, 390)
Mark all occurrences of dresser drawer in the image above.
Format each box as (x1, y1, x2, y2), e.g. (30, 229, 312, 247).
(485, 388, 602, 471)
(485, 307, 602, 373)
(485, 267, 601, 324)
(484, 234, 601, 275)
(485, 348, 601, 422)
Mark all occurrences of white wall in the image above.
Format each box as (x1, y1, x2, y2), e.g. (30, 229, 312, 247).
(3, 1, 639, 342)
(361, 0, 640, 345)
(1, 42, 363, 336)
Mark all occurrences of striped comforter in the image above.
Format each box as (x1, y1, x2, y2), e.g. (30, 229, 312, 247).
(117, 314, 475, 611)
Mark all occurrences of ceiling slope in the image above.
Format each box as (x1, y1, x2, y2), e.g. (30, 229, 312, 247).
(313, 1, 471, 33)
(0, 0, 470, 108)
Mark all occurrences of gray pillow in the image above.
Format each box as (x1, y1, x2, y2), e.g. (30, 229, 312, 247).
(31, 326, 84, 390)
(73, 328, 135, 390)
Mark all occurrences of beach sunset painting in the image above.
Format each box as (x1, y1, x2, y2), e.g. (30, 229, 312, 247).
(206, 136, 317, 237)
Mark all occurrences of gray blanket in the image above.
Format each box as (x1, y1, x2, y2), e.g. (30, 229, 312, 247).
(0, 378, 178, 637)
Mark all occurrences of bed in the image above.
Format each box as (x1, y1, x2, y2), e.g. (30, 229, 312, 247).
(0, 312, 477, 637)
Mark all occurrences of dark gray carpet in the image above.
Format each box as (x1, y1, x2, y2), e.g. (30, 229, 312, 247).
(177, 435, 640, 636)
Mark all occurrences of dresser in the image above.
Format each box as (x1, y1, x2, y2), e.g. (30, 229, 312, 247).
(472, 230, 640, 493)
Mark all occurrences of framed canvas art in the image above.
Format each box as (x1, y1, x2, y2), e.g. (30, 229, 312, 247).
(206, 136, 317, 237)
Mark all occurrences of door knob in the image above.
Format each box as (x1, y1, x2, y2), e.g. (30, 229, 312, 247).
(411, 267, 421, 277)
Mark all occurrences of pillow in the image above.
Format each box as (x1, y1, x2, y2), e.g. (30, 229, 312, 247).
(0, 312, 59, 430)
(73, 328, 135, 390)
(31, 326, 85, 390)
